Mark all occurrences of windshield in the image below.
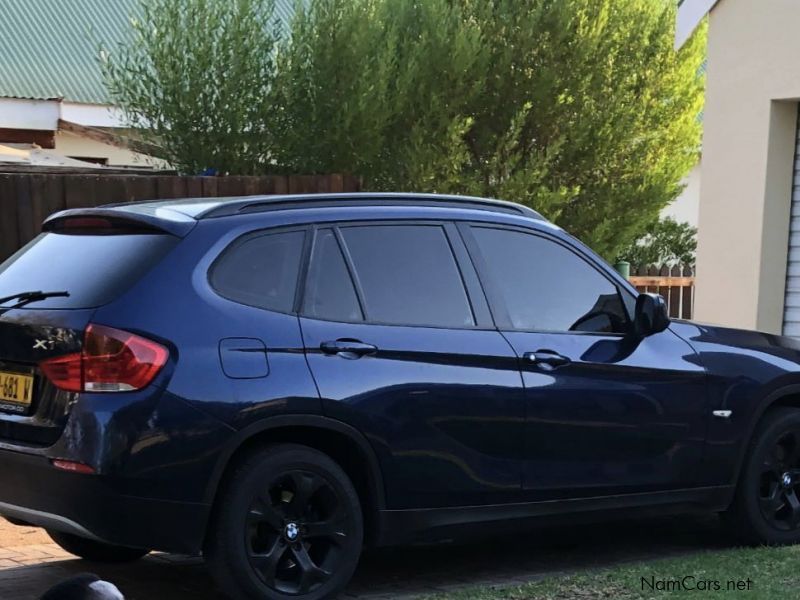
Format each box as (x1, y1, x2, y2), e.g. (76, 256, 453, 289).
(0, 232, 178, 309)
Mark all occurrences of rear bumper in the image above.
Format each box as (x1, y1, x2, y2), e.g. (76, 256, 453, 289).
(0, 448, 209, 554)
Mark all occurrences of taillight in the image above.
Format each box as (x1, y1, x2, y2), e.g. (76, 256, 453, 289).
(39, 324, 168, 393)
(39, 353, 83, 392)
(51, 459, 96, 474)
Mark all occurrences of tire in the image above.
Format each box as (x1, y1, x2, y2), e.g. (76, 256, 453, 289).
(47, 530, 149, 563)
(205, 444, 363, 600)
(724, 407, 800, 544)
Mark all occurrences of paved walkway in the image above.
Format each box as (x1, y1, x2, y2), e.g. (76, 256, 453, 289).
(0, 514, 731, 599)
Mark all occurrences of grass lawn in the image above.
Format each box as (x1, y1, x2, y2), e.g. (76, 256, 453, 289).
(427, 545, 800, 599)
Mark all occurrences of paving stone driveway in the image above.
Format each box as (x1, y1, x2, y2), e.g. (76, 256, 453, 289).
(1, 514, 731, 599)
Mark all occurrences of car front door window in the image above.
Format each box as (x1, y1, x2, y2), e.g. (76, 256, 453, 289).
(469, 226, 630, 334)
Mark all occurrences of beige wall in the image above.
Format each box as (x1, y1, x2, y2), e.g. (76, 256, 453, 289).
(696, 0, 800, 332)
(663, 163, 701, 227)
(54, 131, 160, 167)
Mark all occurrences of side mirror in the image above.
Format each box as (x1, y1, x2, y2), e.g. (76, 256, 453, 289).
(634, 293, 670, 337)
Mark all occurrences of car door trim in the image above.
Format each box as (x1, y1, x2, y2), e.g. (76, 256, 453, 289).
(377, 485, 733, 546)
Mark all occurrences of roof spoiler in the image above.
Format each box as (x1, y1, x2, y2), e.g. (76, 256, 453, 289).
(43, 207, 197, 237)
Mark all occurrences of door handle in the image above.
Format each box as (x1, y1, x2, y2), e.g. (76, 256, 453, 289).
(320, 339, 378, 358)
(524, 349, 571, 368)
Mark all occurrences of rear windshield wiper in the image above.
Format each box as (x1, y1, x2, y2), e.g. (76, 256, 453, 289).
(0, 290, 70, 308)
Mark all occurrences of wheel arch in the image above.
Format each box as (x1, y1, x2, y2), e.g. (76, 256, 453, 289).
(732, 384, 800, 488)
(204, 415, 386, 546)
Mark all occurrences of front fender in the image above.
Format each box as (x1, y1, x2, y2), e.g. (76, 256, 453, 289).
(670, 321, 800, 491)
(730, 384, 800, 485)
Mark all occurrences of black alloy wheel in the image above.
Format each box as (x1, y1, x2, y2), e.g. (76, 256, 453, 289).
(757, 429, 800, 530)
(246, 469, 354, 594)
(724, 407, 800, 545)
(206, 444, 363, 600)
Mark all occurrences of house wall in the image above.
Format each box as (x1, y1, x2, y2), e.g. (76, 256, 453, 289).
(0, 98, 60, 130)
(695, 0, 800, 333)
(0, 98, 162, 167)
(54, 131, 161, 167)
(0, 98, 128, 129)
(662, 163, 701, 227)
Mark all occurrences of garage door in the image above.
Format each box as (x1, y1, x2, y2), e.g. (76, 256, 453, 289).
(783, 106, 800, 336)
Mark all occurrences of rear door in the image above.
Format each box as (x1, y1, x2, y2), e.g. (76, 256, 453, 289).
(0, 224, 178, 444)
(299, 222, 524, 509)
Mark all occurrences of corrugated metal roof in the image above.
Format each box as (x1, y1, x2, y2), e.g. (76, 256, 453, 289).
(0, 0, 297, 105)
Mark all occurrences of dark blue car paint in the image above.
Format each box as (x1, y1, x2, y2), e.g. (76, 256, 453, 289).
(506, 327, 709, 499)
(668, 321, 800, 488)
(301, 317, 525, 509)
(0, 196, 800, 554)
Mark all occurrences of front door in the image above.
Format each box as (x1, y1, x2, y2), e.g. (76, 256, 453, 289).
(460, 223, 708, 500)
(298, 222, 524, 509)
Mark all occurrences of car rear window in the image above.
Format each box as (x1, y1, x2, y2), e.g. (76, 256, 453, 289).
(210, 230, 306, 312)
(0, 232, 179, 309)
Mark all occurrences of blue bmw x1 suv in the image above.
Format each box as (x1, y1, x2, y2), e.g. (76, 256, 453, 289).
(1, 192, 800, 599)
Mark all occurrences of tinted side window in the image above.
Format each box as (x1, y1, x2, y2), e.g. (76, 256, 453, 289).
(211, 230, 305, 312)
(340, 225, 475, 328)
(303, 229, 363, 322)
(471, 227, 629, 333)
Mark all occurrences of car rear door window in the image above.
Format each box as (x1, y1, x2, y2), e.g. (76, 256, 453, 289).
(302, 229, 363, 322)
(211, 230, 305, 312)
(339, 224, 475, 328)
(470, 226, 629, 333)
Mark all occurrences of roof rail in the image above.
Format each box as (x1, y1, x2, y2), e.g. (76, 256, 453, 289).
(199, 193, 544, 220)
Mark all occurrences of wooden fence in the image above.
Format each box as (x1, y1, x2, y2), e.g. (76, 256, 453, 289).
(0, 172, 361, 261)
(629, 264, 695, 319)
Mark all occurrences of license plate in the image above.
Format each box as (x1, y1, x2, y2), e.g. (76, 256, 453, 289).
(0, 371, 34, 412)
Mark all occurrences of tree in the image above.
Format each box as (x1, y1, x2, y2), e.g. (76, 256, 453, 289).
(267, 0, 488, 188)
(103, 0, 705, 259)
(101, 0, 283, 175)
(617, 217, 697, 267)
(269, 0, 705, 258)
